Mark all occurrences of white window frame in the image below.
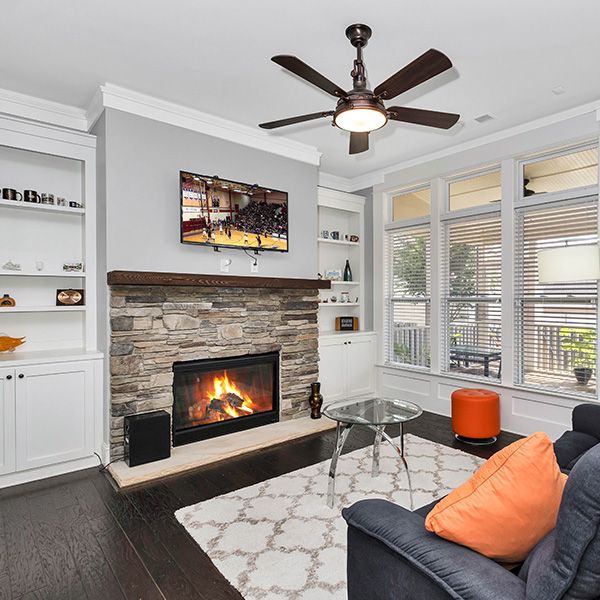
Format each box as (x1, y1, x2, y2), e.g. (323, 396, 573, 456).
(378, 140, 599, 404)
(385, 184, 432, 372)
(518, 141, 598, 205)
(513, 193, 599, 399)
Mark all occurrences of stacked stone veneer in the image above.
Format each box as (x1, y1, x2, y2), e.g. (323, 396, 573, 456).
(109, 284, 320, 460)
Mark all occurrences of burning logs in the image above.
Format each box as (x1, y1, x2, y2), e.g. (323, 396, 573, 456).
(206, 392, 251, 417)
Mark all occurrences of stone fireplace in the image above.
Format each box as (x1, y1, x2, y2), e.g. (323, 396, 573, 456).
(108, 271, 329, 461)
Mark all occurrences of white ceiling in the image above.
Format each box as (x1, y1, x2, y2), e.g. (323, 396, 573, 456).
(3, 0, 600, 178)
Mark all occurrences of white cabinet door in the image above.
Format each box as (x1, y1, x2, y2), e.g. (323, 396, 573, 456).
(15, 361, 94, 471)
(0, 368, 16, 476)
(319, 338, 347, 404)
(346, 335, 376, 398)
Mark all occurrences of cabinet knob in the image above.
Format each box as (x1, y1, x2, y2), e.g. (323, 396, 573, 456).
(18, 373, 24, 379)
(6, 374, 12, 380)
(348, 341, 352, 345)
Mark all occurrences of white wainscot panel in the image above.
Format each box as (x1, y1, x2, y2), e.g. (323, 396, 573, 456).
(512, 394, 578, 440)
(380, 369, 438, 410)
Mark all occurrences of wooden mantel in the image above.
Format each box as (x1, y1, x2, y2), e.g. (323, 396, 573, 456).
(107, 270, 331, 290)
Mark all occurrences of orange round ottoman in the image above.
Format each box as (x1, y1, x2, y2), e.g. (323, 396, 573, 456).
(451, 388, 500, 445)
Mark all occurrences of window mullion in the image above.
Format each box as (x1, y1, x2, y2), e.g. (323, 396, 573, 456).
(430, 177, 444, 374)
(501, 158, 516, 387)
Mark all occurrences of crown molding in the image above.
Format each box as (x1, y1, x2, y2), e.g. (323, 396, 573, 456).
(0, 87, 88, 131)
(317, 171, 354, 193)
(87, 84, 322, 166)
(352, 98, 600, 191)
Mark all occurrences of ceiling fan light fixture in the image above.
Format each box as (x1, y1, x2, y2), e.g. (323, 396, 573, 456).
(334, 106, 387, 133)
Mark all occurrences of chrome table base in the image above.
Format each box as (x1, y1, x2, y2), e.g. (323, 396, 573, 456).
(326, 422, 413, 509)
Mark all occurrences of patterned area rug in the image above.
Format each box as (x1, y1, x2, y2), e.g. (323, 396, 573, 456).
(175, 434, 484, 600)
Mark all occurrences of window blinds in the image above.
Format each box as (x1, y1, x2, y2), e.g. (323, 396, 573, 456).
(441, 215, 502, 378)
(387, 227, 431, 367)
(515, 199, 598, 396)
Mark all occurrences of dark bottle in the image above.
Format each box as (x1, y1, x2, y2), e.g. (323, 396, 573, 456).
(343, 259, 352, 282)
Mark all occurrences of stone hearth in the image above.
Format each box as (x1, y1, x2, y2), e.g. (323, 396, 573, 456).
(109, 277, 324, 460)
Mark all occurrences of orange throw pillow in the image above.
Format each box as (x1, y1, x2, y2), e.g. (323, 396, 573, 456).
(425, 432, 567, 562)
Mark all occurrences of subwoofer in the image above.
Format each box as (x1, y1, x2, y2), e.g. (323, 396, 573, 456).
(124, 410, 171, 467)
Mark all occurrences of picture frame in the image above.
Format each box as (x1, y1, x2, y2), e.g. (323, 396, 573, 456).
(336, 316, 359, 331)
(325, 269, 343, 281)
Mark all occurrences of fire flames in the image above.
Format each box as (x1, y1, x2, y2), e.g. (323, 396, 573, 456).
(206, 371, 255, 420)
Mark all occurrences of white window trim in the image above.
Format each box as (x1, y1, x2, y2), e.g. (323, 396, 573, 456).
(512, 192, 599, 399)
(518, 141, 598, 203)
(384, 183, 432, 371)
(380, 143, 599, 402)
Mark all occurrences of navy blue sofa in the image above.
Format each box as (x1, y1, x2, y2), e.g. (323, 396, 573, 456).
(553, 403, 600, 472)
(343, 405, 600, 600)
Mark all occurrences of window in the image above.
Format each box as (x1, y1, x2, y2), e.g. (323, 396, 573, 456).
(515, 199, 598, 396)
(392, 188, 431, 221)
(523, 147, 598, 197)
(449, 170, 501, 211)
(387, 226, 431, 367)
(442, 216, 502, 379)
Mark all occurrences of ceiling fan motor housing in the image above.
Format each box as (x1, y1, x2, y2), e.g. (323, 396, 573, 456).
(345, 24, 373, 48)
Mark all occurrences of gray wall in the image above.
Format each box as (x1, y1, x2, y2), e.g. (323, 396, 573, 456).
(98, 108, 319, 277)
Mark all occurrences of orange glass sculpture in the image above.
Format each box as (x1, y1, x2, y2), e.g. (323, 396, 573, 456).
(0, 336, 25, 352)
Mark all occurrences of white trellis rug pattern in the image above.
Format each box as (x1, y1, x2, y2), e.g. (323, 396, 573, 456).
(175, 434, 484, 600)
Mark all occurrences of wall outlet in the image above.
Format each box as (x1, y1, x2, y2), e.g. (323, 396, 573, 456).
(251, 261, 259, 273)
(220, 258, 231, 273)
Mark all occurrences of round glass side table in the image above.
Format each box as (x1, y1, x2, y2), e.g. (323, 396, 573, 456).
(322, 397, 423, 508)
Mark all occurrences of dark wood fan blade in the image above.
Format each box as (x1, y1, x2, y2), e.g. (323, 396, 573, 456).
(259, 111, 334, 129)
(374, 49, 452, 100)
(349, 131, 369, 155)
(272, 55, 347, 98)
(387, 106, 460, 129)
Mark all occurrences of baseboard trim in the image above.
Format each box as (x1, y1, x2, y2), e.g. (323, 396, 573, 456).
(0, 455, 102, 490)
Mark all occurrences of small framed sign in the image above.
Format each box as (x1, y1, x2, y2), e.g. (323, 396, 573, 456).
(335, 316, 359, 331)
(56, 288, 85, 306)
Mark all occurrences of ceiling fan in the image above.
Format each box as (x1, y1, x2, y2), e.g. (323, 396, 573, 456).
(259, 24, 460, 155)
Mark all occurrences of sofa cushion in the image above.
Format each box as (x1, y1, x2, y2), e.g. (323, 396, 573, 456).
(553, 430, 598, 471)
(572, 403, 600, 441)
(518, 529, 555, 583)
(414, 498, 440, 519)
(425, 432, 567, 562)
(526, 443, 600, 600)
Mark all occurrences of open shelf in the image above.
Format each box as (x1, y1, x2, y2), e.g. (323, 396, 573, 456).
(329, 280, 360, 286)
(0, 198, 84, 215)
(0, 305, 86, 313)
(0, 271, 85, 278)
(319, 302, 360, 307)
(317, 237, 359, 247)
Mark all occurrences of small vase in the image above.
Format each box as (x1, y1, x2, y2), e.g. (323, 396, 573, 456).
(309, 382, 323, 419)
(343, 259, 352, 282)
(0, 294, 15, 307)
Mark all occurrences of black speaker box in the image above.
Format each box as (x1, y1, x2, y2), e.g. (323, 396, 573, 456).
(124, 410, 171, 467)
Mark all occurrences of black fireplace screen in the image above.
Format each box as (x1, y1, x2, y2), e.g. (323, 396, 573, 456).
(172, 352, 279, 445)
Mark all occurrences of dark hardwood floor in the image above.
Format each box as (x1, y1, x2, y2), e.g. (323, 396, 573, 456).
(0, 412, 521, 600)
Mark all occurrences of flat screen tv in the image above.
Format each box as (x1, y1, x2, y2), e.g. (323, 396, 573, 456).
(180, 171, 288, 252)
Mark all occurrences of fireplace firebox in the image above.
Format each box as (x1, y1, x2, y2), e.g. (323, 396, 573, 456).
(172, 352, 280, 446)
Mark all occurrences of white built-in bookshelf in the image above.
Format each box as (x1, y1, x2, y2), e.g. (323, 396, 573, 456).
(0, 119, 97, 357)
(317, 187, 365, 335)
(0, 115, 103, 488)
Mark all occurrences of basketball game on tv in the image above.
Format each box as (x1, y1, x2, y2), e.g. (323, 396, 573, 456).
(180, 171, 288, 252)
